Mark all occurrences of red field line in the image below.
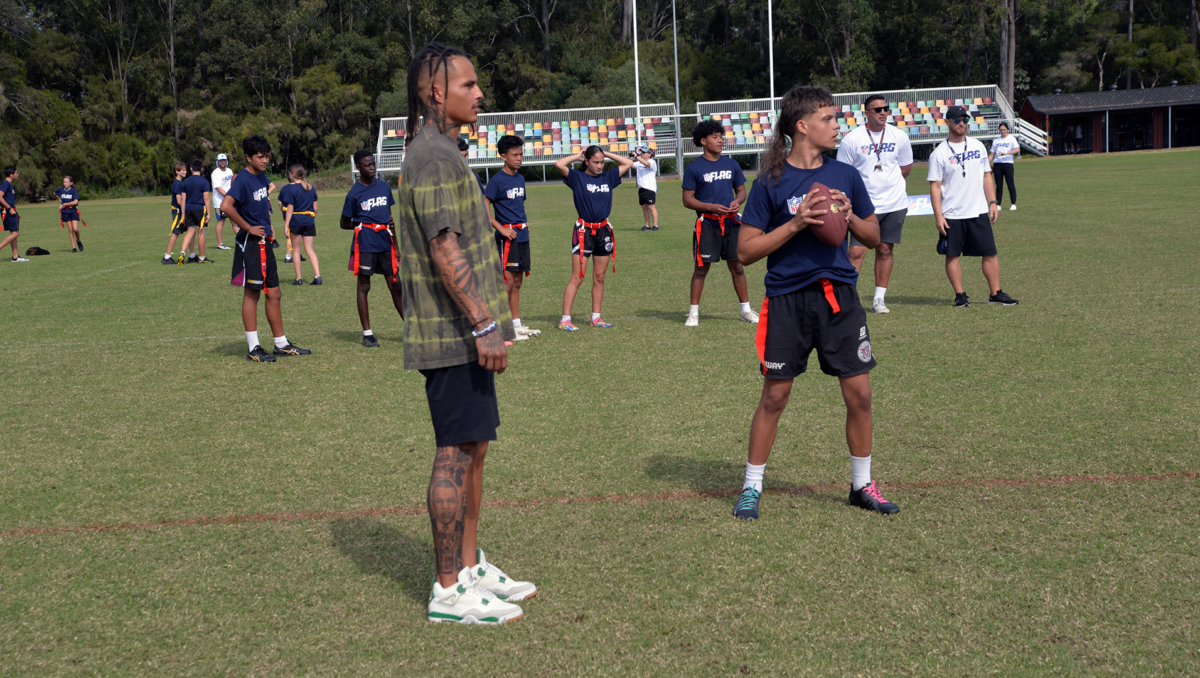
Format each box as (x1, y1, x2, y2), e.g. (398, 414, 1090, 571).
(2, 470, 1196, 539)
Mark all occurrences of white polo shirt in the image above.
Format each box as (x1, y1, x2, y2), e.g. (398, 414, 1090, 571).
(836, 123, 913, 214)
(211, 166, 234, 209)
(928, 137, 991, 219)
(636, 159, 658, 192)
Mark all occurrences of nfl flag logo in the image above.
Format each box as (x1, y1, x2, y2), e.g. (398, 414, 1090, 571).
(787, 196, 803, 215)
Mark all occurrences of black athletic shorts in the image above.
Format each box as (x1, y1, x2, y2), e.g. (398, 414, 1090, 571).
(289, 222, 316, 237)
(496, 235, 532, 273)
(184, 209, 206, 228)
(420, 360, 501, 447)
(849, 208, 907, 247)
(231, 231, 279, 290)
(756, 279, 876, 380)
(638, 188, 657, 205)
(3, 212, 19, 232)
(945, 214, 998, 257)
(572, 223, 614, 258)
(171, 208, 187, 235)
(694, 215, 740, 264)
(356, 250, 394, 278)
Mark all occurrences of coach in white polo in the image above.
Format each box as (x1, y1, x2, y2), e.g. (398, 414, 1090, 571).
(929, 105, 1018, 308)
(211, 153, 235, 250)
(837, 94, 912, 314)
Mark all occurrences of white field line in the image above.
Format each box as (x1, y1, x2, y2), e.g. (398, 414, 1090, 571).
(79, 260, 147, 279)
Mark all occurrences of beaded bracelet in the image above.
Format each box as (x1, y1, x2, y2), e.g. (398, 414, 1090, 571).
(471, 320, 498, 338)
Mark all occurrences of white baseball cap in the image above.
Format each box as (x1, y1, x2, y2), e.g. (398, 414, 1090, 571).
(217, 153, 228, 161)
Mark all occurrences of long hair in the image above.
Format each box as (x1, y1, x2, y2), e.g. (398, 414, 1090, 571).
(289, 164, 311, 191)
(406, 42, 468, 143)
(762, 86, 835, 185)
(582, 145, 604, 161)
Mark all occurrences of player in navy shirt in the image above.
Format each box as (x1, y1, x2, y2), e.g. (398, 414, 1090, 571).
(484, 136, 539, 339)
(222, 135, 310, 362)
(552, 145, 635, 330)
(0, 165, 25, 262)
(55, 176, 84, 252)
(177, 160, 214, 264)
(341, 150, 403, 348)
(682, 119, 755, 327)
(161, 162, 188, 264)
(280, 165, 322, 285)
(732, 85, 898, 521)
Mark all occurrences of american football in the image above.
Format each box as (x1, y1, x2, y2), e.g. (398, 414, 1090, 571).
(807, 181, 849, 246)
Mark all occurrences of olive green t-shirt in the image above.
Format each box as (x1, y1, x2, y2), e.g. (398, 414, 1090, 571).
(396, 126, 513, 370)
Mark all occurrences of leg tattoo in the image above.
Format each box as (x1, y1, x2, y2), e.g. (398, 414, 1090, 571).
(429, 445, 472, 578)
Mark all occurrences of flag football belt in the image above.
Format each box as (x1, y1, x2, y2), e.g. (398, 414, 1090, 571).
(576, 218, 615, 278)
(286, 211, 315, 254)
(754, 279, 842, 375)
(500, 223, 529, 282)
(255, 234, 276, 286)
(351, 223, 398, 281)
(170, 207, 183, 233)
(820, 278, 841, 313)
(59, 205, 87, 229)
(694, 213, 738, 266)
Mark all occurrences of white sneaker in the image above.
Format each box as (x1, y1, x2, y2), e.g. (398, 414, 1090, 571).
(11, 257, 28, 263)
(739, 309, 760, 324)
(472, 549, 537, 601)
(512, 332, 529, 341)
(684, 312, 699, 327)
(1009, 204, 1017, 211)
(428, 566, 523, 624)
(872, 299, 890, 314)
(514, 325, 541, 337)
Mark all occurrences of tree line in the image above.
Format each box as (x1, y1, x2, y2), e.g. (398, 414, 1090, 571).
(0, 0, 1196, 198)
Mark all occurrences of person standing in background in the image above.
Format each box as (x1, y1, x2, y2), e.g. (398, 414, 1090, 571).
(634, 147, 658, 231)
(988, 122, 1019, 211)
(211, 153, 235, 250)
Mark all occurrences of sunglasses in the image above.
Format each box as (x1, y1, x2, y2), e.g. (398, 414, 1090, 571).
(948, 116, 972, 124)
(868, 106, 890, 113)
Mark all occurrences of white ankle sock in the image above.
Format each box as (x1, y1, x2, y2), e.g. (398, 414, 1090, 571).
(274, 335, 288, 349)
(874, 287, 887, 302)
(743, 463, 765, 492)
(740, 301, 752, 313)
(561, 315, 571, 323)
(851, 455, 872, 490)
(591, 312, 601, 321)
(689, 304, 699, 315)
(513, 318, 522, 328)
(363, 329, 373, 337)
(245, 331, 259, 351)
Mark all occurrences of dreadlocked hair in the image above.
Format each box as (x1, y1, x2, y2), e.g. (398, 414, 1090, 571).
(406, 42, 469, 143)
(761, 85, 835, 186)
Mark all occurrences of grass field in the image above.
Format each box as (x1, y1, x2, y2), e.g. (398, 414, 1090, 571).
(1, 149, 1198, 676)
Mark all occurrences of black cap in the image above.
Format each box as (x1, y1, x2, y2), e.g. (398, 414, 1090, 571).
(945, 105, 969, 120)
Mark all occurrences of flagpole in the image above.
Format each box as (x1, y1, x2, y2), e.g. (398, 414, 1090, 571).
(767, 0, 775, 100)
(632, 0, 642, 145)
(672, 0, 682, 176)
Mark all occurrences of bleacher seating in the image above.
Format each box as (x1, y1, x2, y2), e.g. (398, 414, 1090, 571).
(465, 116, 677, 161)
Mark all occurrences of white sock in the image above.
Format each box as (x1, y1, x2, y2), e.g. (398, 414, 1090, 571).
(513, 318, 522, 328)
(591, 312, 601, 321)
(363, 329, 373, 337)
(874, 287, 887, 302)
(166, 252, 173, 258)
(689, 304, 699, 315)
(740, 301, 752, 313)
(274, 335, 288, 349)
(851, 455, 872, 490)
(245, 331, 259, 351)
(561, 315, 571, 323)
(743, 463, 766, 492)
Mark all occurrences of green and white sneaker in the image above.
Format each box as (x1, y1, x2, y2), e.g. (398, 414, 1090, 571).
(473, 549, 537, 601)
(428, 566, 523, 625)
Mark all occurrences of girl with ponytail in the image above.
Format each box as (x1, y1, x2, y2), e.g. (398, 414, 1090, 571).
(280, 164, 321, 285)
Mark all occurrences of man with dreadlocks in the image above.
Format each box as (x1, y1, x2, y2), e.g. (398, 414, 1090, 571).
(732, 85, 900, 521)
(395, 42, 534, 625)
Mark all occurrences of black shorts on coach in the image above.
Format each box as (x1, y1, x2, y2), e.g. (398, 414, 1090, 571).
(420, 361, 501, 447)
(695, 216, 740, 264)
(638, 188, 656, 205)
(945, 214, 997, 257)
(495, 235, 532, 273)
(756, 279, 876, 379)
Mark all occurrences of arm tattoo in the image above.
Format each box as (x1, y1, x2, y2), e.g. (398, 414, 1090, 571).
(430, 231, 491, 326)
(428, 445, 472, 577)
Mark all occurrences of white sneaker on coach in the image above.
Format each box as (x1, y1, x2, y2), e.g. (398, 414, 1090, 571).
(428, 566, 523, 625)
(472, 549, 537, 601)
(739, 309, 759, 323)
(684, 312, 699, 327)
(872, 299, 890, 314)
(1009, 204, 1017, 211)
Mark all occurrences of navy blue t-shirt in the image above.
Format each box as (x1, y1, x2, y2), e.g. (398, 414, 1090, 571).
(682, 156, 746, 215)
(226, 169, 273, 236)
(563, 167, 621, 223)
(475, 172, 485, 193)
(741, 157, 875, 297)
(54, 187, 79, 212)
(484, 171, 529, 242)
(182, 174, 210, 210)
(279, 183, 318, 227)
(342, 179, 395, 253)
(171, 178, 183, 210)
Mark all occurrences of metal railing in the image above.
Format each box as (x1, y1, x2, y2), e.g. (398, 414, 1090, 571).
(1015, 118, 1048, 156)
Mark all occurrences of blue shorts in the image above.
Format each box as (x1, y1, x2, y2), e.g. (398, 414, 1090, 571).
(60, 209, 80, 222)
(3, 213, 18, 232)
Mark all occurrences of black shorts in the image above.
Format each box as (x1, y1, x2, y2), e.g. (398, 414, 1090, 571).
(171, 208, 186, 235)
(231, 231, 279, 290)
(572, 224, 614, 258)
(419, 361, 500, 447)
(289, 222, 316, 237)
(184, 210, 206, 229)
(356, 249, 394, 278)
(945, 214, 998, 257)
(638, 188, 657, 205)
(3, 212, 19, 232)
(694, 215, 740, 264)
(849, 208, 907, 247)
(756, 280, 876, 379)
(496, 236, 532, 273)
